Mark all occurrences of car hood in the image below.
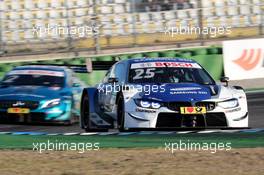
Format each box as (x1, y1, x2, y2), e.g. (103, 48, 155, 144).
(0, 85, 64, 101)
(139, 83, 217, 102)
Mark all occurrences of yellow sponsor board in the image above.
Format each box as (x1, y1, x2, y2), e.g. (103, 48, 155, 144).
(7, 108, 30, 114)
(180, 107, 206, 114)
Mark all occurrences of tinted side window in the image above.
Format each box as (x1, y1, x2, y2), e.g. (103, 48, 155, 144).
(102, 69, 111, 83)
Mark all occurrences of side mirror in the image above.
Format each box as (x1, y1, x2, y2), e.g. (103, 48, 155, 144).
(108, 77, 119, 84)
(72, 83, 80, 87)
(220, 77, 229, 86)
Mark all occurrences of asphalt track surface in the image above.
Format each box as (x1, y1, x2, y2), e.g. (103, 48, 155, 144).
(0, 92, 263, 133)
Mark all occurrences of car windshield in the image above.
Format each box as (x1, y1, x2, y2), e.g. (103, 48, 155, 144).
(1, 72, 65, 87)
(129, 62, 215, 85)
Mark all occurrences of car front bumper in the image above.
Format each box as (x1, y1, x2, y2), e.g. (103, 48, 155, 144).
(0, 100, 72, 123)
(123, 100, 249, 129)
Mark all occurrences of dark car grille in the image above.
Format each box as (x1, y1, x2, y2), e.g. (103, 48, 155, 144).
(0, 100, 39, 110)
(0, 112, 49, 123)
(196, 102, 216, 111)
(156, 113, 183, 128)
(206, 113, 227, 127)
(167, 102, 191, 111)
(156, 112, 227, 128)
(167, 101, 216, 111)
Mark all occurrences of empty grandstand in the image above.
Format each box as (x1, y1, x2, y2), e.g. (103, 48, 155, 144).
(0, 0, 263, 55)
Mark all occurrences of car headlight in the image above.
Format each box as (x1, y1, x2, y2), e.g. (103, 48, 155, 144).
(218, 99, 239, 109)
(134, 99, 161, 109)
(42, 99, 61, 108)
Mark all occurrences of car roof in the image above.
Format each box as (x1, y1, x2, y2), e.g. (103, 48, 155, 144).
(120, 57, 197, 64)
(13, 65, 67, 72)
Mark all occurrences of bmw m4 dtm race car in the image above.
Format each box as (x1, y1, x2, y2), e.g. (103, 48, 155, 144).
(0, 65, 83, 124)
(80, 58, 248, 131)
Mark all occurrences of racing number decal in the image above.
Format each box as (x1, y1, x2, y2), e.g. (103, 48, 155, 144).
(133, 68, 156, 80)
(2, 75, 19, 83)
(133, 69, 144, 80)
(145, 68, 156, 79)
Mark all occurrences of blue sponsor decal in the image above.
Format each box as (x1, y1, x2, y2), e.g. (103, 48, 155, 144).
(140, 83, 212, 102)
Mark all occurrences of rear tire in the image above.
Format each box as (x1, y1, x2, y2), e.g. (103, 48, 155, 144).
(117, 95, 125, 132)
(81, 93, 93, 132)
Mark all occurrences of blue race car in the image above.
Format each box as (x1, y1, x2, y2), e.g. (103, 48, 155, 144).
(80, 58, 248, 131)
(0, 65, 83, 124)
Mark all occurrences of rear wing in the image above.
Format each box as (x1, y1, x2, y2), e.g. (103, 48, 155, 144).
(27, 61, 117, 73)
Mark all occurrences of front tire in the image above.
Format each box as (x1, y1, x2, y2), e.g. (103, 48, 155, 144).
(64, 101, 77, 126)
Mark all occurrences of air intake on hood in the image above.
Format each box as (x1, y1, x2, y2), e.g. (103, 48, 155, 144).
(208, 85, 219, 96)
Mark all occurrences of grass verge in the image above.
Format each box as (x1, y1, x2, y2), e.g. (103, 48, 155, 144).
(0, 132, 263, 149)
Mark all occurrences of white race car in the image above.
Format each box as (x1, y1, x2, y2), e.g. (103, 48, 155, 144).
(80, 58, 248, 131)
